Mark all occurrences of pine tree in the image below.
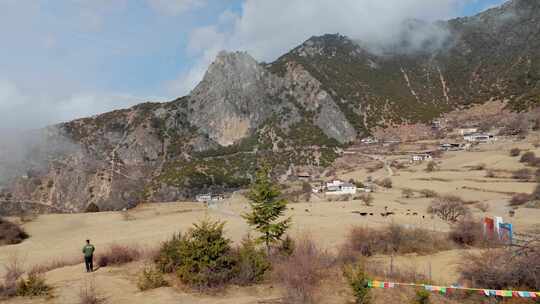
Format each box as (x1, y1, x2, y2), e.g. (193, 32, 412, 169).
(243, 165, 291, 252)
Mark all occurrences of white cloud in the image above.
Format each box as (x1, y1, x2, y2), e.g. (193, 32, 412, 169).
(146, 0, 206, 16)
(187, 25, 226, 55)
(169, 0, 475, 96)
(0, 78, 145, 129)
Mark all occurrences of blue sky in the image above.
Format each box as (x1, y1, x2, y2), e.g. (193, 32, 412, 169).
(0, 0, 506, 129)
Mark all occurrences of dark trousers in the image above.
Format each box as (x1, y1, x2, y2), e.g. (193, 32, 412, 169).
(84, 255, 93, 272)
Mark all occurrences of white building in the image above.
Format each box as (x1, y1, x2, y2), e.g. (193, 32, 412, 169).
(411, 154, 432, 163)
(361, 137, 378, 144)
(196, 194, 211, 202)
(325, 180, 357, 195)
(457, 128, 478, 135)
(196, 194, 225, 202)
(463, 133, 496, 143)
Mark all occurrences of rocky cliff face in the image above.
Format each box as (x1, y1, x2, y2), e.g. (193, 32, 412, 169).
(1, 0, 539, 214)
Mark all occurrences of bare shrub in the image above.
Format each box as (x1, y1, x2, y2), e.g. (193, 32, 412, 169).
(512, 168, 532, 181)
(340, 225, 452, 259)
(509, 193, 530, 207)
(301, 182, 312, 202)
(16, 273, 51, 297)
(0, 256, 24, 298)
(4, 256, 24, 284)
(425, 161, 437, 172)
(97, 244, 142, 267)
(0, 217, 29, 246)
(391, 161, 406, 170)
(273, 236, 333, 304)
(357, 193, 374, 206)
(418, 189, 438, 198)
(449, 217, 485, 247)
(376, 178, 392, 189)
(474, 202, 490, 212)
(530, 157, 540, 167)
(85, 203, 100, 213)
(78, 280, 105, 304)
(18, 211, 38, 223)
(520, 151, 536, 164)
(401, 188, 414, 199)
(275, 235, 295, 257)
(532, 184, 540, 200)
(458, 247, 540, 291)
(510, 148, 521, 157)
(427, 195, 470, 222)
(431, 149, 444, 158)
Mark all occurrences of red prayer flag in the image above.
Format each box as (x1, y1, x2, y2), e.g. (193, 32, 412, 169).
(484, 217, 494, 235)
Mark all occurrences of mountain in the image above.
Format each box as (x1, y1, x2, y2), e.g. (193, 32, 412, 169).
(1, 0, 540, 214)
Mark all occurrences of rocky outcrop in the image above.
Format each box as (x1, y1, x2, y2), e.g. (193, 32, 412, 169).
(189, 51, 281, 146)
(282, 61, 357, 143)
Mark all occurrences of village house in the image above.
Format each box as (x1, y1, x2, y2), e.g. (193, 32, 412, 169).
(195, 193, 225, 202)
(457, 127, 478, 135)
(410, 153, 432, 163)
(439, 143, 468, 151)
(325, 180, 357, 195)
(360, 137, 378, 144)
(463, 133, 496, 143)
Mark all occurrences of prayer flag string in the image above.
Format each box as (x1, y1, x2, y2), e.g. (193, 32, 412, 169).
(366, 280, 539, 298)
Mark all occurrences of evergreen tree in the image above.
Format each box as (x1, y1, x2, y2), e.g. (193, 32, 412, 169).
(243, 165, 291, 252)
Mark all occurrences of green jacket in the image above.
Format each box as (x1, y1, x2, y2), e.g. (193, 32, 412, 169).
(82, 244, 95, 258)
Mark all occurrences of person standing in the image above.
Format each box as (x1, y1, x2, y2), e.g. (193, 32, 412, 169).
(82, 239, 95, 272)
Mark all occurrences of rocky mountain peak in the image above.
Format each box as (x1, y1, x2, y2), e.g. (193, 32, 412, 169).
(188, 51, 280, 147)
(293, 34, 357, 58)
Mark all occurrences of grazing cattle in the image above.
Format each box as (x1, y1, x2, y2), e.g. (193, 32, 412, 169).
(413, 212, 418, 216)
(369, 213, 374, 216)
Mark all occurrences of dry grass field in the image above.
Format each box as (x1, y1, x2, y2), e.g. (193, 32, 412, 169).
(1, 138, 539, 303)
